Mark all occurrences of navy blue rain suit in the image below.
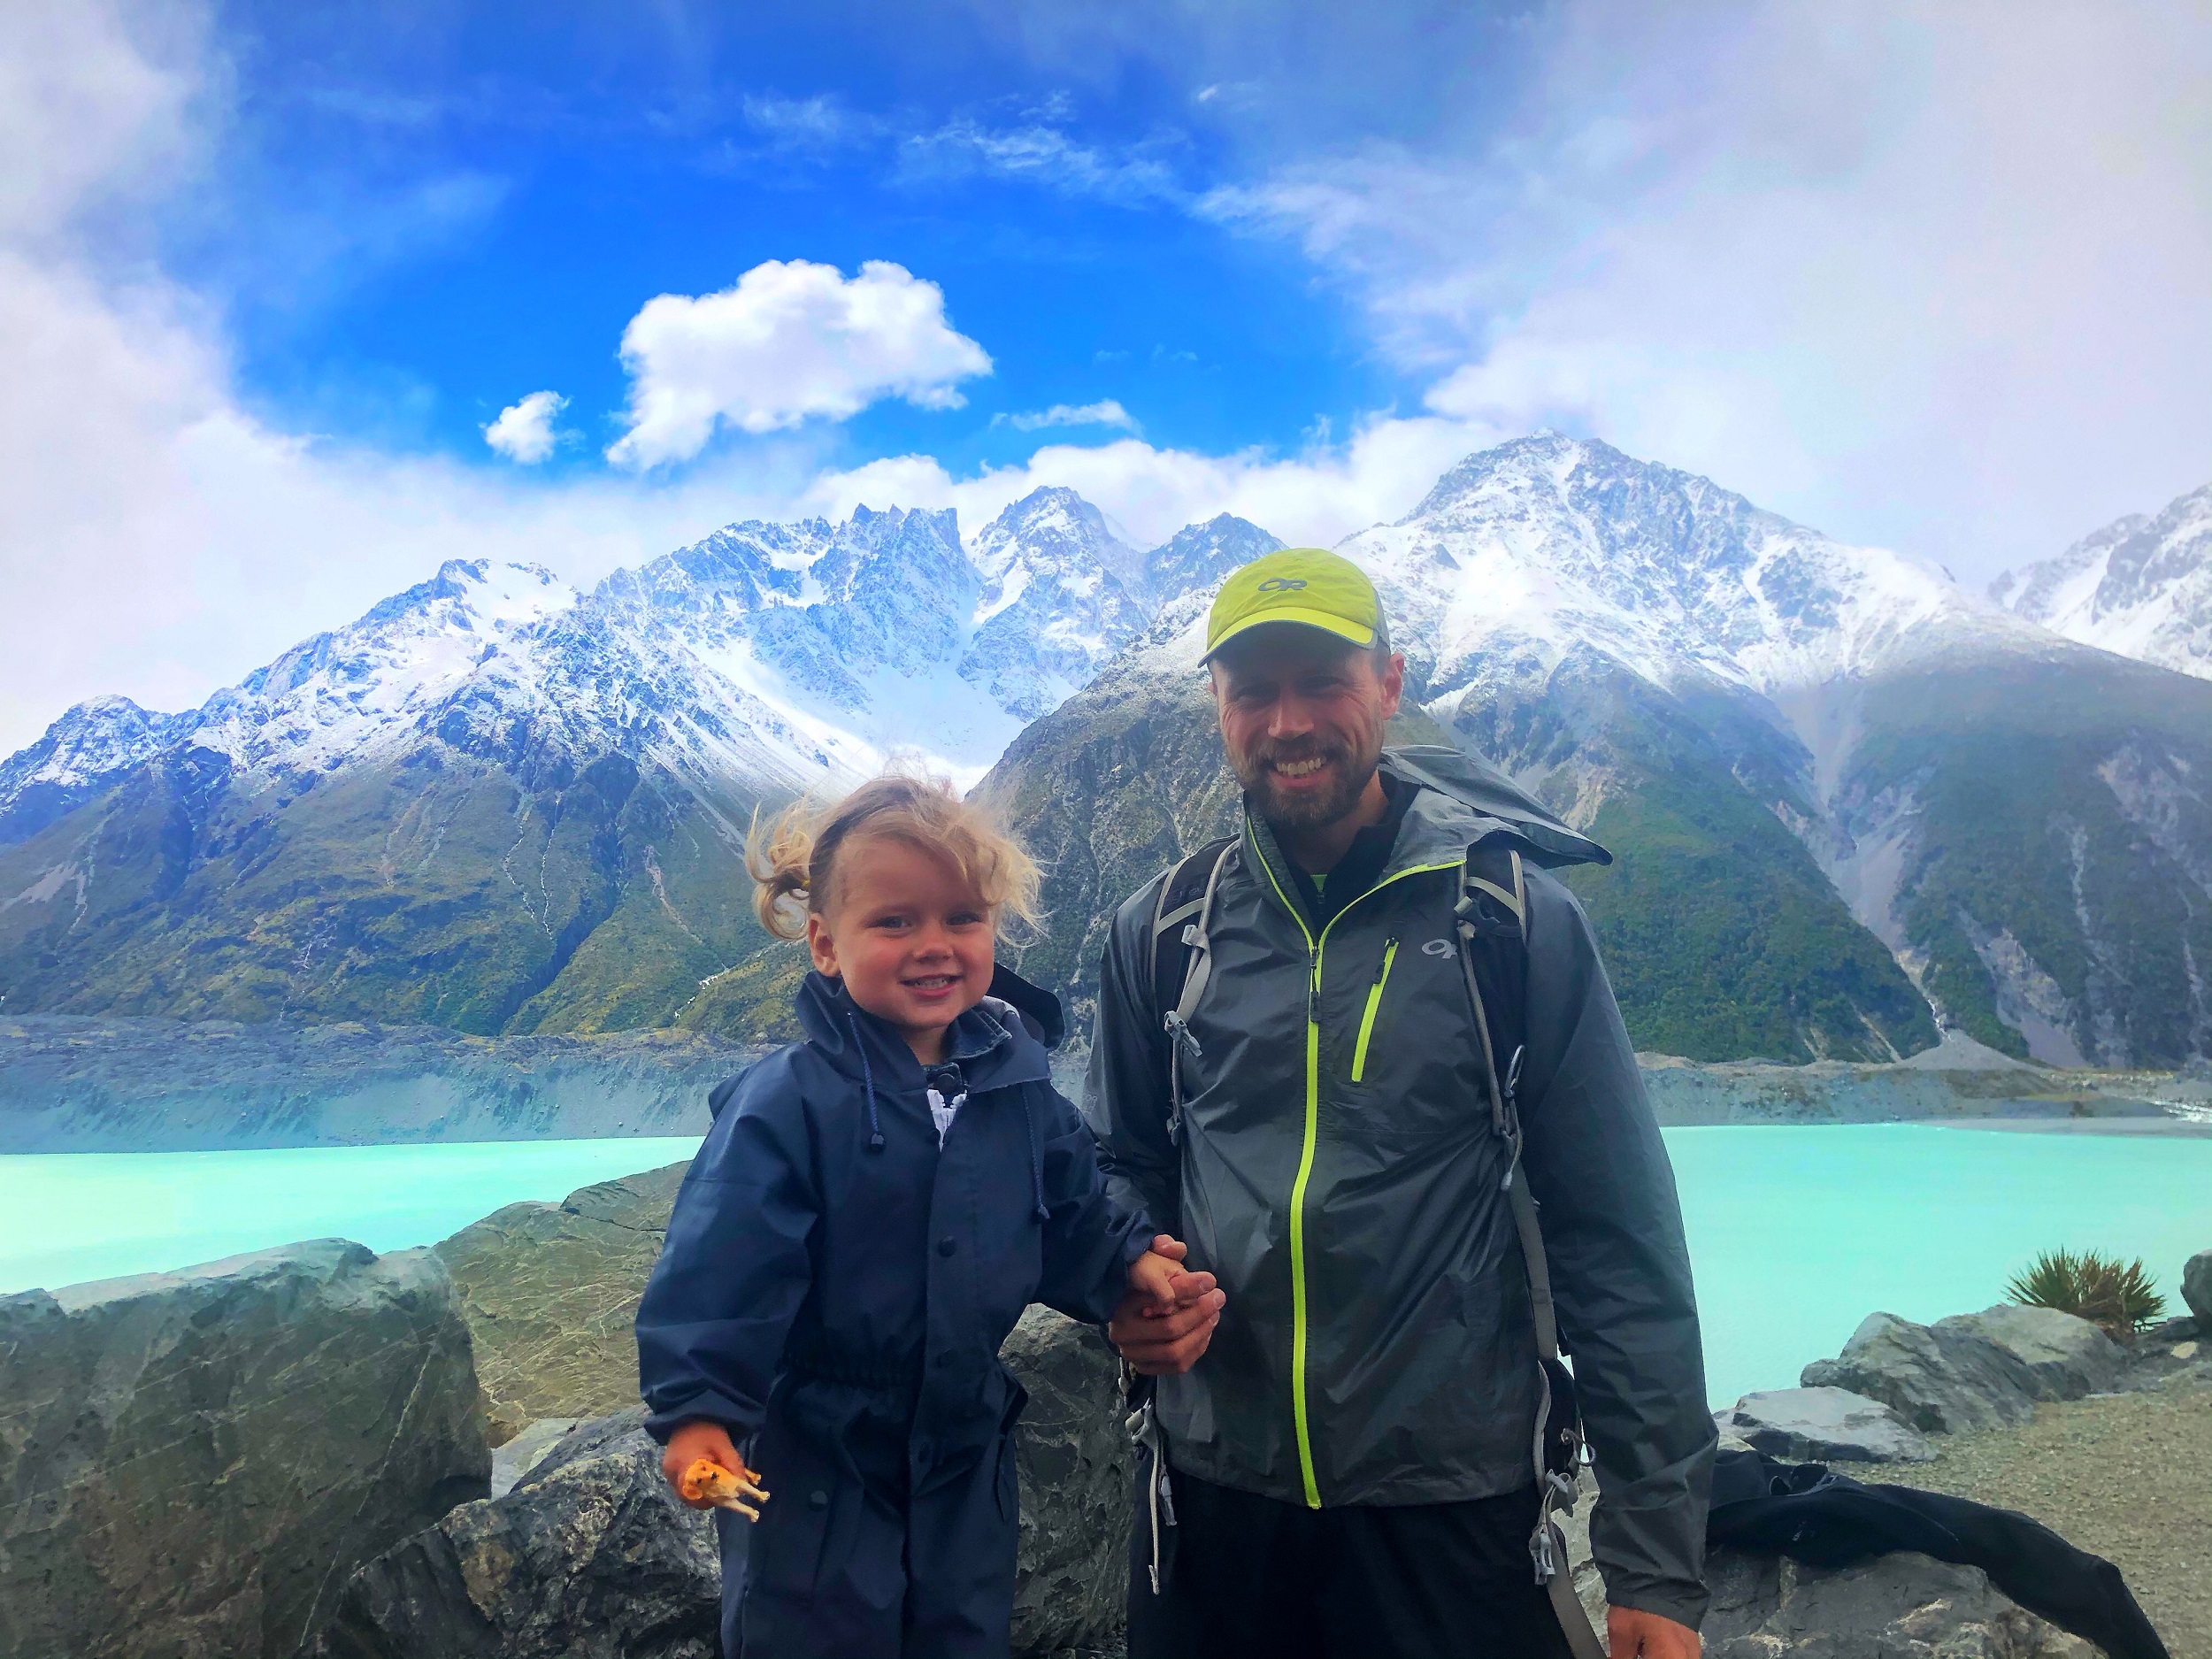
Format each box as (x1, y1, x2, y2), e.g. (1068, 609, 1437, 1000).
(636, 970, 1152, 1658)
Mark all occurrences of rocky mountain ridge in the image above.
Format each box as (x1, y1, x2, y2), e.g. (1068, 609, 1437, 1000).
(4, 437, 2210, 1064)
(1992, 479, 2212, 680)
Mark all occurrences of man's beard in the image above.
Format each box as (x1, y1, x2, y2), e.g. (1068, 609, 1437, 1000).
(1229, 738, 1379, 828)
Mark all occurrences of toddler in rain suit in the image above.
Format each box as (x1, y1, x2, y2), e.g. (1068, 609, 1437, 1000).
(637, 774, 1217, 1657)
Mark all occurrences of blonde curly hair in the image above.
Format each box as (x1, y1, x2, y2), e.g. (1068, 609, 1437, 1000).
(746, 772, 1041, 942)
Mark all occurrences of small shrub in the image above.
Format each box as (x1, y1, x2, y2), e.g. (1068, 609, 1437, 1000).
(2006, 1248, 2168, 1338)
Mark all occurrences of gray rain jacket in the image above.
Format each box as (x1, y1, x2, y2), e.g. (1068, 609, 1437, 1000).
(1083, 749, 1717, 1627)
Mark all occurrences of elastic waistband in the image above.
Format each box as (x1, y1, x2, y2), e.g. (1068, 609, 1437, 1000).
(784, 1345, 925, 1392)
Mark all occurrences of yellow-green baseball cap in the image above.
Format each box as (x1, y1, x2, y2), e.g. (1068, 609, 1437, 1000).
(1203, 548, 1381, 661)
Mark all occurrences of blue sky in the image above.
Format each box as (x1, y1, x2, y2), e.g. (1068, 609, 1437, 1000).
(3, 1, 2209, 749)
(180, 3, 1502, 473)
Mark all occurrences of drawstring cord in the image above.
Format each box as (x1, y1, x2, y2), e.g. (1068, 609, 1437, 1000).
(846, 1013, 886, 1151)
(1018, 1094, 1049, 1222)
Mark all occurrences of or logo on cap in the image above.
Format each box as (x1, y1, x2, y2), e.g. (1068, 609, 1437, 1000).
(1203, 546, 1383, 661)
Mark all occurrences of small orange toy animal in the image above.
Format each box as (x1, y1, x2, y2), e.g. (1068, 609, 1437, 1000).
(680, 1457, 771, 1522)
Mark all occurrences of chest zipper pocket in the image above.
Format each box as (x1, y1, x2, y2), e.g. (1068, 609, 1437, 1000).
(1348, 938, 1400, 1082)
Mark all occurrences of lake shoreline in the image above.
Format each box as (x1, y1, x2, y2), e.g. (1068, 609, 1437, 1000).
(5, 1012, 2207, 1154)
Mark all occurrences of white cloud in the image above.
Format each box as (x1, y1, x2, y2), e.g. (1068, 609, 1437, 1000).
(1208, 0, 2212, 581)
(992, 399, 1140, 434)
(605, 259, 994, 469)
(483, 389, 567, 463)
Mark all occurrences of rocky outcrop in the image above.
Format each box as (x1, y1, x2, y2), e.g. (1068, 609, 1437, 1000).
(0, 1240, 487, 1659)
(2185, 1248, 2211, 1330)
(1002, 1307, 1133, 1655)
(1719, 1386, 1935, 1463)
(434, 1164, 688, 1443)
(313, 1410, 719, 1659)
(323, 1310, 1131, 1659)
(0, 1013, 750, 1152)
(492, 1417, 581, 1497)
(1566, 1517, 2095, 1657)
(1801, 1305, 2124, 1436)
(1698, 1548, 2097, 1657)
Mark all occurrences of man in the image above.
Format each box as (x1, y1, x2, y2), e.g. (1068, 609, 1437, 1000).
(1085, 549, 1714, 1658)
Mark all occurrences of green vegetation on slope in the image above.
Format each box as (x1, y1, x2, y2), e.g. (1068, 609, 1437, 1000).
(0, 741, 805, 1042)
(1563, 766, 1937, 1062)
(1852, 651, 2212, 1065)
(1446, 649, 1938, 1063)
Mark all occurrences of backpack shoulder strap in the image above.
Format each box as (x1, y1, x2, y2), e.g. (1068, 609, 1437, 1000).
(1454, 841, 1605, 1659)
(1148, 835, 1235, 1022)
(1148, 834, 1235, 1144)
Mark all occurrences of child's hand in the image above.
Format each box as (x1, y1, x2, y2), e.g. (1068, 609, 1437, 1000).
(1127, 1233, 1217, 1318)
(662, 1420, 762, 1515)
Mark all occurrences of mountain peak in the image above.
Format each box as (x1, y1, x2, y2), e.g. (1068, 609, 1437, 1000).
(1991, 480, 2212, 679)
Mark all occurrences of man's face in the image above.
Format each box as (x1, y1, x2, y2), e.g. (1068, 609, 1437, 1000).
(1210, 626, 1404, 827)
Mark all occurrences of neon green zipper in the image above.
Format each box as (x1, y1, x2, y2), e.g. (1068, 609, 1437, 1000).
(1249, 830, 1460, 1509)
(1349, 939, 1399, 1082)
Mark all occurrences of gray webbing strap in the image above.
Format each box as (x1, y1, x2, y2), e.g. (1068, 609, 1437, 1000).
(1162, 843, 1234, 1141)
(1457, 847, 1605, 1659)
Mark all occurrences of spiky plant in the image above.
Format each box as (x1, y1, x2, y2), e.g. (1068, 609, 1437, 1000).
(2006, 1248, 2168, 1339)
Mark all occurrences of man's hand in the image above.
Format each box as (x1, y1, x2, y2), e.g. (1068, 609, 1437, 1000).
(661, 1419, 745, 1510)
(1109, 1234, 1226, 1375)
(1607, 1606, 1700, 1658)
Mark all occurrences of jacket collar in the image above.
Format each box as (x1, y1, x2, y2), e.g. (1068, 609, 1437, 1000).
(793, 971, 1049, 1093)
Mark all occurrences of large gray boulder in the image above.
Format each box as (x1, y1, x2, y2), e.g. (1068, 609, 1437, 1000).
(1568, 1532, 2093, 1657)
(313, 1410, 719, 1659)
(0, 1240, 487, 1659)
(1801, 1304, 2130, 1437)
(2185, 1248, 2212, 1331)
(1720, 1386, 1936, 1463)
(1939, 1303, 2128, 1399)
(322, 1309, 1132, 1658)
(1698, 1548, 2097, 1657)
(1801, 1310, 2039, 1434)
(1004, 1306, 1133, 1654)
(433, 1164, 688, 1443)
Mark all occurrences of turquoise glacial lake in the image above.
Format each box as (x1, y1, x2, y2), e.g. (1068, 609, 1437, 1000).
(3, 1125, 2206, 1407)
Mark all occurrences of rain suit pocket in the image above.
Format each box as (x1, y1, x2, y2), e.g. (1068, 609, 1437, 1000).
(744, 1423, 838, 1603)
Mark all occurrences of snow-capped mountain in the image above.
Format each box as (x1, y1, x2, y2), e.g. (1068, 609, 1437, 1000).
(5, 434, 2207, 1069)
(1123, 434, 2027, 699)
(1989, 480, 2212, 680)
(0, 492, 1279, 846)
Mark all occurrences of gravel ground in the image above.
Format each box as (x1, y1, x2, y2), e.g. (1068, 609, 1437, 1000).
(1902, 1356, 2212, 1659)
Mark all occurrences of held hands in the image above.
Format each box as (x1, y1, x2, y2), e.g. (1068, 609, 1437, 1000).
(1608, 1607, 1701, 1658)
(661, 1421, 769, 1521)
(1110, 1234, 1226, 1376)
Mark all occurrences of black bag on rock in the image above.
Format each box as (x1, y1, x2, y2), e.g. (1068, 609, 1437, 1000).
(1708, 1448, 2170, 1659)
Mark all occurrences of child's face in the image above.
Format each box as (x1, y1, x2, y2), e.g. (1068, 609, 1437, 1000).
(805, 834, 995, 1064)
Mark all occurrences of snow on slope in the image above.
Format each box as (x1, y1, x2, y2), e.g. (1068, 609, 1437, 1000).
(0, 493, 1279, 823)
(1346, 434, 2021, 703)
(1991, 480, 2212, 680)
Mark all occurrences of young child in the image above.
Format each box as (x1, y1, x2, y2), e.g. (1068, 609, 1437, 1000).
(636, 774, 1217, 1658)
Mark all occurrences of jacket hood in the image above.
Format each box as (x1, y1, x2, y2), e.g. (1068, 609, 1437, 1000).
(794, 970, 1053, 1093)
(1379, 745, 1610, 870)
